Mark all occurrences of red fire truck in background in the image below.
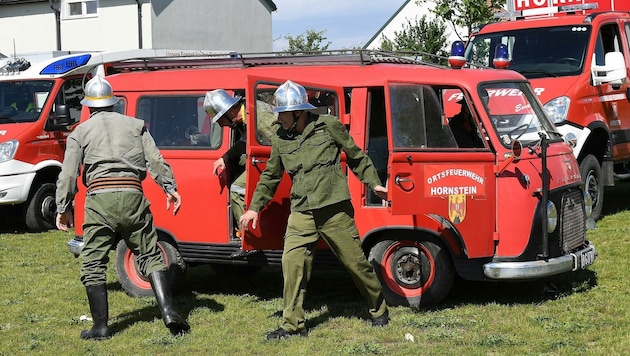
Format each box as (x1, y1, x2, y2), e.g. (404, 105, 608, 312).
(67, 50, 596, 308)
(0, 50, 223, 231)
(464, 0, 630, 220)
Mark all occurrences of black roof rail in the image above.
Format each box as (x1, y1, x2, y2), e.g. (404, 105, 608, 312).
(106, 49, 449, 73)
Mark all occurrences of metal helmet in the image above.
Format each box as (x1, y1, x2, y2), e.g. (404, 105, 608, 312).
(273, 80, 316, 113)
(204, 89, 242, 123)
(80, 76, 119, 108)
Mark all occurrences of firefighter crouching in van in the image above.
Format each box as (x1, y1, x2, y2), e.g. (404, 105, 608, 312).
(239, 80, 390, 340)
(55, 76, 190, 339)
(203, 89, 275, 259)
(449, 98, 484, 148)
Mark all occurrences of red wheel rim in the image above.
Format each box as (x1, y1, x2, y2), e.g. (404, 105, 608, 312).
(380, 240, 435, 298)
(123, 243, 168, 290)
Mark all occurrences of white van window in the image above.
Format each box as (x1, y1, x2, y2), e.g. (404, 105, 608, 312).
(136, 95, 221, 149)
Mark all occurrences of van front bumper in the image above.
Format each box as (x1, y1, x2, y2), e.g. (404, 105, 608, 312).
(483, 242, 596, 280)
(68, 237, 83, 258)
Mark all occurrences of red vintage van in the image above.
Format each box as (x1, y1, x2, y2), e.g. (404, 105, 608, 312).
(68, 51, 595, 307)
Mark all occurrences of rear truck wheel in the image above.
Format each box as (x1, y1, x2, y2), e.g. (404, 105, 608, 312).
(115, 238, 186, 297)
(24, 183, 57, 232)
(369, 237, 454, 308)
(580, 154, 603, 221)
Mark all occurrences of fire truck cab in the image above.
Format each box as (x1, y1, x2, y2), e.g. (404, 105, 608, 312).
(68, 51, 596, 307)
(0, 50, 221, 231)
(464, 0, 630, 221)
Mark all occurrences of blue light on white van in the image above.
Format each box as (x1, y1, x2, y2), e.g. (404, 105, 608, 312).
(40, 54, 92, 75)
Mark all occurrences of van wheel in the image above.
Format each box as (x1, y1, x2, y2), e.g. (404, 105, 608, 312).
(115, 239, 186, 297)
(369, 237, 454, 308)
(580, 154, 603, 221)
(24, 183, 57, 232)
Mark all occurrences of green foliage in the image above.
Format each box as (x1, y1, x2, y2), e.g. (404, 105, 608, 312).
(282, 29, 331, 54)
(379, 15, 449, 65)
(417, 0, 505, 37)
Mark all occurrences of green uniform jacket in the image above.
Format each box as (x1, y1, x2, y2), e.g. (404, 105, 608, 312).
(249, 114, 382, 213)
(55, 111, 177, 214)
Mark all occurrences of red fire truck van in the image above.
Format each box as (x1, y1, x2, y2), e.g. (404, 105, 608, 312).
(0, 50, 224, 231)
(463, 0, 630, 220)
(67, 51, 596, 307)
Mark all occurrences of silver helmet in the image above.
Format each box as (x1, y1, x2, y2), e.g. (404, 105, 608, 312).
(80, 76, 119, 108)
(204, 89, 242, 123)
(273, 80, 316, 113)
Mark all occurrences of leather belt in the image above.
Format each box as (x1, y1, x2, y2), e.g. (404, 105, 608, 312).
(87, 177, 142, 193)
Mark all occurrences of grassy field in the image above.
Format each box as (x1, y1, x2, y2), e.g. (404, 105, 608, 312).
(1, 182, 630, 355)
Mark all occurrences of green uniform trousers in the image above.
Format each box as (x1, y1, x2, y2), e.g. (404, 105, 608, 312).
(80, 191, 165, 286)
(281, 200, 388, 332)
(230, 171, 247, 222)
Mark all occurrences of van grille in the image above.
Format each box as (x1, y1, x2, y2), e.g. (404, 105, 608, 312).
(560, 189, 586, 252)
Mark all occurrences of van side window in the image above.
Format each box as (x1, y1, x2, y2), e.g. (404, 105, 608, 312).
(367, 87, 388, 205)
(595, 23, 623, 66)
(389, 84, 458, 149)
(58, 78, 84, 125)
(136, 95, 221, 149)
(253, 85, 339, 146)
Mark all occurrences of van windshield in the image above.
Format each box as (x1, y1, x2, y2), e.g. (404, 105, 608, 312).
(481, 82, 562, 147)
(466, 25, 591, 78)
(0, 80, 53, 123)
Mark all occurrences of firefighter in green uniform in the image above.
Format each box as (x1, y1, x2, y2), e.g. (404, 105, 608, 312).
(204, 89, 276, 258)
(239, 80, 390, 340)
(55, 76, 190, 340)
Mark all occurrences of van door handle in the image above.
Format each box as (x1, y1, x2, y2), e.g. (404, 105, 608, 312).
(251, 157, 267, 164)
(395, 176, 413, 185)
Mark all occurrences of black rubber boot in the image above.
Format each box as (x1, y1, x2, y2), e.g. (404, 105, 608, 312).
(149, 271, 190, 335)
(80, 284, 110, 340)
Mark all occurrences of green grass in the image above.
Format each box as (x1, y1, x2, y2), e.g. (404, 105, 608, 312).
(2, 182, 630, 355)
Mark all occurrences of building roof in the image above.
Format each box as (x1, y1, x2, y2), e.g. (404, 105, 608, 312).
(0, 0, 48, 4)
(363, 0, 411, 49)
(0, 0, 277, 10)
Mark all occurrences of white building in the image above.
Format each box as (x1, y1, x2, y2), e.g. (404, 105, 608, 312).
(364, 0, 465, 50)
(0, 0, 277, 58)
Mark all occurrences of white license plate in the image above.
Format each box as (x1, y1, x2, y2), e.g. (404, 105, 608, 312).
(574, 246, 596, 270)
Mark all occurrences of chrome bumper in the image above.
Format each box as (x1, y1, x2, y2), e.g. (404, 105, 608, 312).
(483, 243, 596, 280)
(68, 237, 84, 258)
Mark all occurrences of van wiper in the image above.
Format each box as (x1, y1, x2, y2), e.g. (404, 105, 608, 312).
(0, 116, 18, 123)
(519, 69, 558, 78)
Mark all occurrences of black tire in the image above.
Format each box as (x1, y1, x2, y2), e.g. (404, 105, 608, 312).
(115, 238, 186, 297)
(368, 236, 454, 308)
(24, 183, 57, 232)
(580, 154, 603, 221)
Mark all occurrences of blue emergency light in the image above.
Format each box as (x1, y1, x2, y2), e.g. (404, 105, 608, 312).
(493, 44, 510, 69)
(40, 54, 92, 75)
(448, 41, 466, 69)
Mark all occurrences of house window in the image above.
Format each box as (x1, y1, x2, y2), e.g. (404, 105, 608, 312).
(62, 0, 98, 19)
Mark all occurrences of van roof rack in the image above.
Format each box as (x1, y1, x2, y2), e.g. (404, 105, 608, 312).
(105, 49, 447, 73)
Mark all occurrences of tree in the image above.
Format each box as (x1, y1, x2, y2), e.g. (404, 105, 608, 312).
(417, 0, 505, 40)
(281, 29, 331, 54)
(379, 15, 449, 64)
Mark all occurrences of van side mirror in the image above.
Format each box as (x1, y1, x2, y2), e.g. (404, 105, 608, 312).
(46, 104, 72, 131)
(591, 52, 627, 86)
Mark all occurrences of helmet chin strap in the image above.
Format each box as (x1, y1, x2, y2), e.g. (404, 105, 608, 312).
(286, 111, 302, 138)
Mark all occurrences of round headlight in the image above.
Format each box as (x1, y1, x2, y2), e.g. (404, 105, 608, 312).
(547, 201, 558, 233)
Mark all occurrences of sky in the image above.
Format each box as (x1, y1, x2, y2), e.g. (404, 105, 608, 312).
(271, 0, 408, 51)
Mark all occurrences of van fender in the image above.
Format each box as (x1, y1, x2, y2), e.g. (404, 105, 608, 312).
(361, 213, 467, 259)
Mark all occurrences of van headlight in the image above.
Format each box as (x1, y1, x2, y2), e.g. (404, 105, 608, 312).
(547, 200, 558, 233)
(543, 96, 570, 124)
(0, 140, 19, 163)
